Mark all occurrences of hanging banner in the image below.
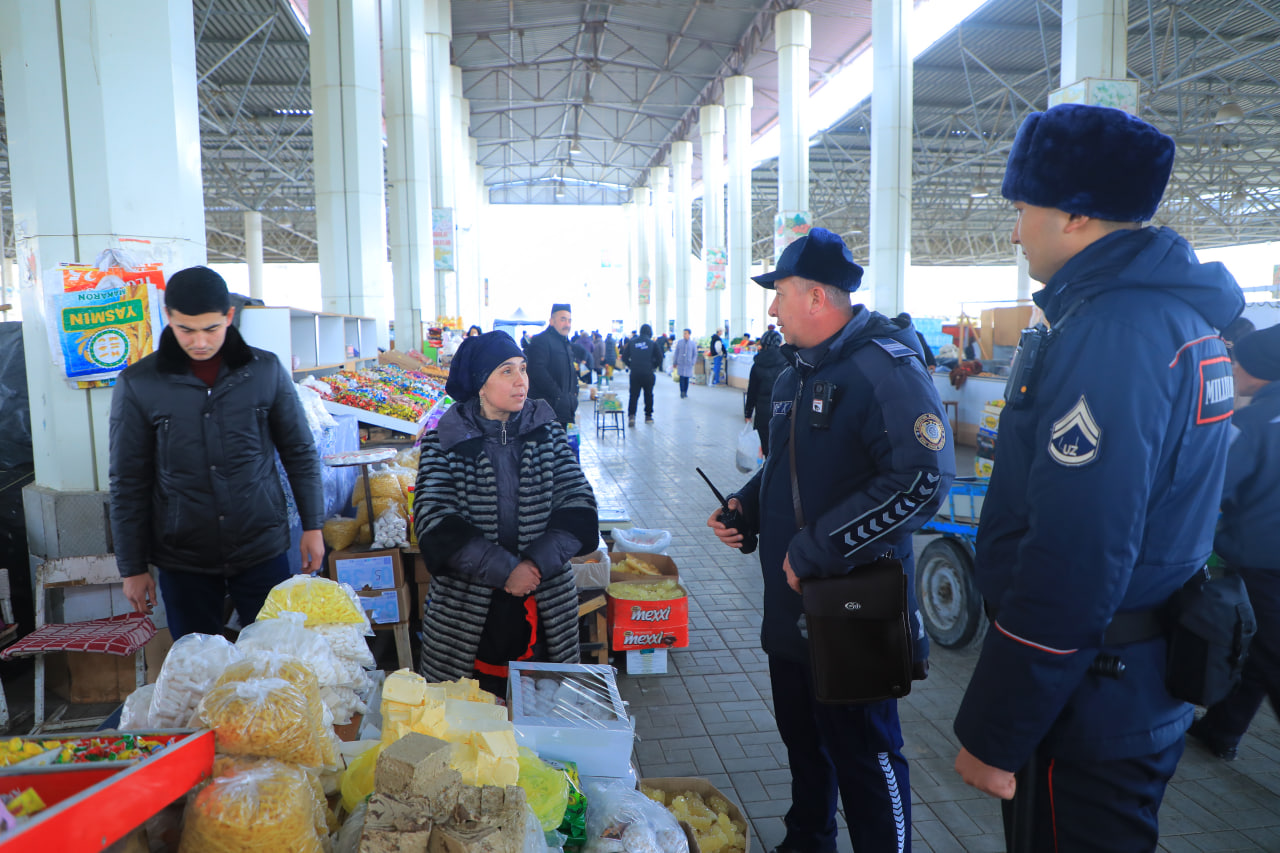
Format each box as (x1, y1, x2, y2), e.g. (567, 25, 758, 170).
(638, 277, 651, 305)
(433, 208, 455, 270)
(49, 264, 165, 383)
(774, 211, 811, 261)
(705, 247, 727, 291)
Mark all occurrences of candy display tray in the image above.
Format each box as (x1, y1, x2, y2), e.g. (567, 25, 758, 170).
(0, 729, 195, 775)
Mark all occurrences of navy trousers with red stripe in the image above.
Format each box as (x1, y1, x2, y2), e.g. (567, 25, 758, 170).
(769, 657, 910, 853)
(1001, 739, 1182, 853)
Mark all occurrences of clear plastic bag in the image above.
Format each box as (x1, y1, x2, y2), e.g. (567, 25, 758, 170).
(312, 623, 377, 670)
(119, 684, 155, 731)
(197, 676, 338, 769)
(370, 503, 409, 549)
(351, 469, 405, 504)
(179, 757, 327, 853)
(735, 424, 762, 473)
(582, 777, 689, 853)
(237, 611, 353, 688)
(323, 515, 363, 551)
(149, 633, 243, 729)
(610, 527, 672, 556)
(257, 577, 373, 633)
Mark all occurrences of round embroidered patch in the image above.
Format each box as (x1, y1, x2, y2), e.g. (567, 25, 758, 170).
(914, 413, 946, 451)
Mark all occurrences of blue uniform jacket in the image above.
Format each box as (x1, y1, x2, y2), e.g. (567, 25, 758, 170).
(731, 309, 957, 663)
(1215, 381, 1280, 571)
(954, 227, 1245, 771)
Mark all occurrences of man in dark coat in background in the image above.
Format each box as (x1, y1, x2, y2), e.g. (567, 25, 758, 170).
(523, 303, 578, 426)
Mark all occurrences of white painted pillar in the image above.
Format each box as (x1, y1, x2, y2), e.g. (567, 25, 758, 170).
(0, 0, 205, 492)
(650, 165, 671, 337)
(1016, 250, 1032, 302)
(700, 105, 725, 336)
(725, 76, 753, 340)
(671, 141, 693, 336)
(311, 0, 387, 321)
(634, 187, 652, 328)
(383, 0, 433, 351)
(1062, 0, 1127, 83)
(425, 1, 455, 321)
(0, 218, 12, 318)
(775, 9, 811, 255)
(244, 211, 265, 300)
(469, 142, 484, 327)
(870, 0, 912, 316)
(623, 200, 636, 319)
(451, 68, 469, 318)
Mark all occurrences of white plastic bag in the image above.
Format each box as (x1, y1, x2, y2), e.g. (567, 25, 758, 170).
(582, 777, 689, 853)
(119, 684, 156, 730)
(735, 424, 762, 472)
(610, 527, 672, 556)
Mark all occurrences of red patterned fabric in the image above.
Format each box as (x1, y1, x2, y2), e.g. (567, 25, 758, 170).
(0, 614, 156, 659)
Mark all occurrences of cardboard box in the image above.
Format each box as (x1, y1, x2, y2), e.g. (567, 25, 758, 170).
(607, 551, 678, 583)
(358, 583, 409, 627)
(625, 648, 668, 675)
(975, 456, 995, 477)
(980, 307, 1034, 348)
(607, 578, 689, 650)
(328, 548, 405, 590)
(978, 403, 1004, 433)
(641, 777, 752, 853)
(50, 629, 173, 705)
(508, 662, 634, 779)
(571, 549, 609, 589)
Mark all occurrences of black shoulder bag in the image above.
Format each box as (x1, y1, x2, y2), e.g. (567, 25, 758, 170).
(789, 401, 914, 704)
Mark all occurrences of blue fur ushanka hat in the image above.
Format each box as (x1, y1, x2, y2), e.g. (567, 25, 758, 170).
(1001, 104, 1176, 222)
(751, 227, 864, 292)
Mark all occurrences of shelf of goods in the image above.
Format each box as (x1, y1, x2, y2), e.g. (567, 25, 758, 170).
(316, 364, 451, 437)
(239, 305, 380, 378)
(0, 730, 214, 851)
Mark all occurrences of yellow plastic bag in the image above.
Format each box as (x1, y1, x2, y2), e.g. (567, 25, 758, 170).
(339, 741, 385, 814)
(517, 747, 570, 832)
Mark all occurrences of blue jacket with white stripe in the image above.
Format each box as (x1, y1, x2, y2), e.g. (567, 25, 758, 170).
(1214, 379, 1280, 570)
(732, 309, 956, 663)
(954, 226, 1245, 770)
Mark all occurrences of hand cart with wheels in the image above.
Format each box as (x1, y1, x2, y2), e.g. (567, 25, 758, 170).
(916, 476, 990, 649)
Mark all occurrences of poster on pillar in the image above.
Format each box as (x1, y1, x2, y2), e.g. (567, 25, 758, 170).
(705, 248, 727, 290)
(432, 208, 455, 271)
(46, 264, 166, 385)
(774, 212, 811, 261)
(638, 277, 651, 305)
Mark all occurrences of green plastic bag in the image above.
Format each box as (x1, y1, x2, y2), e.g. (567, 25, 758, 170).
(516, 747, 570, 832)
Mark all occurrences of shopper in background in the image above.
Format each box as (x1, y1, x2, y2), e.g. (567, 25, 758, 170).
(622, 323, 663, 426)
(952, 104, 1245, 851)
(1221, 315, 1255, 364)
(743, 332, 788, 455)
(604, 333, 618, 385)
(523, 303, 578, 426)
(110, 266, 325, 639)
(673, 329, 699, 399)
(708, 329, 726, 385)
(466, 325, 483, 337)
(1187, 323, 1280, 762)
(898, 313, 937, 368)
(707, 227, 955, 853)
(593, 332, 606, 385)
(414, 332, 598, 696)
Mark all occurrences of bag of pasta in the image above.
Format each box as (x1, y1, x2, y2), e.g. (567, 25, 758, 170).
(213, 651, 325, 710)
(323, 515, 365, 551)
(351, 469, 404, 504)
(256, 577, 372, 633)
(197, 676, 338, 769)
(179, 758, 327, 853)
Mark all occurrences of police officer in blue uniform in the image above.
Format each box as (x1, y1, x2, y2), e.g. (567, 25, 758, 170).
(708, 227, 955, 853)
(952, 104, 1245, 850)
(1188, 323, 1280, 761)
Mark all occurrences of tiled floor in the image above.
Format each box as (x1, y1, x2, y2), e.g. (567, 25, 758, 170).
(579, 369, 1280, 853)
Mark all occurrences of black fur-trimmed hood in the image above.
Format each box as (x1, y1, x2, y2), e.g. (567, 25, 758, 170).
(155, 322, 254, 374)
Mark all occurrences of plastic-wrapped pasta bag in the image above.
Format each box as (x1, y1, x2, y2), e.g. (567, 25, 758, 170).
(582, 777, 689, 853)
(351, 468, 404, 504)
(213, 651, 328, 717)
(236, 612, 351, 687)
(119, 684, 155, 731)
(197, 676, 338, 769)
(150, 633, 243, 729)
(256, 576, 373, 633)
(179, 758, 327, 853)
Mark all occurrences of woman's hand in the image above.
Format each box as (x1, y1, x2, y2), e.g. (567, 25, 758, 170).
(505, 560, 542, 596)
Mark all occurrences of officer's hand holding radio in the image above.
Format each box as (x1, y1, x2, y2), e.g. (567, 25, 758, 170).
(707, 498, 748, 549)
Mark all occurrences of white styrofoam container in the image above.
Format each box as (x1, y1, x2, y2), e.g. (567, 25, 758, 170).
(507, 662, 634, 779)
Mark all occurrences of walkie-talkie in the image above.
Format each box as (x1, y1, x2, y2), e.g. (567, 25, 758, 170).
(696, 467, 757, 554)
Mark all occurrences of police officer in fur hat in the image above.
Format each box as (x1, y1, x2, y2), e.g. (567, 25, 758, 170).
(952, 104, 1245, 849)
(1188, 323, 1280, 762)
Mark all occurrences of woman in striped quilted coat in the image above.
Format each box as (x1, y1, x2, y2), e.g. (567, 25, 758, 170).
(414, 331, 598, 695)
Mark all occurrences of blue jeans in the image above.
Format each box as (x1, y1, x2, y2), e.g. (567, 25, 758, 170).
(679, 375, 691, 396)
(157, 551, 293, 639)
(711, 355, 723, 384)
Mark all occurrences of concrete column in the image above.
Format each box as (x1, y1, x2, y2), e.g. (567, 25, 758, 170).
(775, 10, 811, 232)
(623, 200, 636, 316)
(1016, 250, 1032, 302)
(451, 67, 469, 317)
(244, 211, 265, 300)
(0, 0, 205, 492)
(700, 105, 725, 335)
(0, 217, 12, 318)
(425, 2, 455, 321)
(470, 143, 484, 326)
(650, 165, 671, 337)
(725, 76, 753, 339)
(671, 141, 693, 335)
(869, 0, 912, 316)
(634, 187, 652, 327)
(311, 0, 387, 320)
(1062, 0, 1127, 83)
(383, 0, 433, 351)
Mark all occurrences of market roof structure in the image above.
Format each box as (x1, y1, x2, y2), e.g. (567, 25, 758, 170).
(1, 0, 1278, 268)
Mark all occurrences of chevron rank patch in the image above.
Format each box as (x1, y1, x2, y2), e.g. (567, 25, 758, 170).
(914, 413, 946, 451)
(1048, 395, 1101, 467)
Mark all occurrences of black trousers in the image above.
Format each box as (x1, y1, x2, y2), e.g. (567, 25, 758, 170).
(1199, 566, 1280, 748)
(628, 374, 655, 418)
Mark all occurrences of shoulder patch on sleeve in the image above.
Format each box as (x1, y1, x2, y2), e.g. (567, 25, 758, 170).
(1048, 395, 1101, 467)
(914, 413, 946, 451)
(1196, 355, 1234, 425)
(871, 338, 918, 360)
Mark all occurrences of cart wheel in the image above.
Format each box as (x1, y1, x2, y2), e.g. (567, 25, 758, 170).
(917, 538, 987, 649)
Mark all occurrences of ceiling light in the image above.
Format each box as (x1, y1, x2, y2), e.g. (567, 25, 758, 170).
(970, 184, 990, 199)
(569, 138, 583, 155)
(278, 216, 294, 230)
(555, 183, 565, 198)
(273, 108, 313, 117)
(1214, 102, 1245, 125)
